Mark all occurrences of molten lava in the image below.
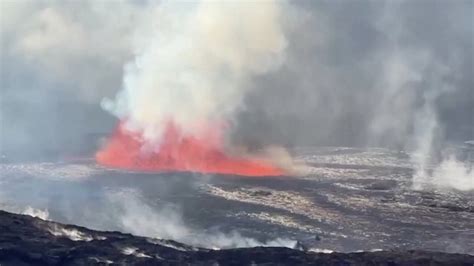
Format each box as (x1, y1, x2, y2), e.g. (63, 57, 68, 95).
(96, 122, 284, 176)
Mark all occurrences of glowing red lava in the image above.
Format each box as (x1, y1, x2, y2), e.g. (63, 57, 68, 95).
(96, 122, 284, 176)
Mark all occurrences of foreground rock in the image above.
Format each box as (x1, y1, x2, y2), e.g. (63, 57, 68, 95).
(0, 210, 472, 265)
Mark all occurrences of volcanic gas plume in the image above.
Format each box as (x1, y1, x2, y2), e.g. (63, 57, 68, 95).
(97, 1, 288, 176)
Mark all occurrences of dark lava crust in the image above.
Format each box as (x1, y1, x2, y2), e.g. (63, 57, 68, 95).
(1, 210, 473, 265)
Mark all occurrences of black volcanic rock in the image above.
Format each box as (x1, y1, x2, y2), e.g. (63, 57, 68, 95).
(0, 210, 473, 266)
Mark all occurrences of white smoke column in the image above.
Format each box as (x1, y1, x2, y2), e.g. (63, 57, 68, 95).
(412, 110, 474, 191)
(373, 1, 474, 191)
(409, 59, 474, 191)
(391, 54, 474, 191)
(102, 1, 287, 147)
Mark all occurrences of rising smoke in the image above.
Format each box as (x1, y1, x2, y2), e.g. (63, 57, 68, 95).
(372, 1, 473, 190)
(0, 177, 297, 249)
(101, 1, 287, 144)
(105, 189, 297, 249)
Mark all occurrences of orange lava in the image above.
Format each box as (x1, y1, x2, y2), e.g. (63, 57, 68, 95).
(96, 122, 284, 176)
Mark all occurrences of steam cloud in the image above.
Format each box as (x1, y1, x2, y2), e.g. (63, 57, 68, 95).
(106, 189, 297, 249)
(1, 183, 297, 250)
(370, 1, 473, 191)
(101, 1, 287, 146)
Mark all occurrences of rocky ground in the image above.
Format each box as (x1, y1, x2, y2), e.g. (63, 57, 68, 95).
(1, 210, 473, 265)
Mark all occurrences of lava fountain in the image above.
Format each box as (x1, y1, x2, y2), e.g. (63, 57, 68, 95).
(96, 1, 288, 176)
(96, 122, 284, 176)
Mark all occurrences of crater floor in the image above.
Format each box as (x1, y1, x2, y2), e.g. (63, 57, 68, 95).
(1, 147, 473, 254)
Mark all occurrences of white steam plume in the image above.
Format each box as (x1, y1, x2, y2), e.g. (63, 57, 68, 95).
(106, 189, 297, 249)
(429, 156, 474, 191)
(371, 2, 474, 191)
(102, 1, 287, 146)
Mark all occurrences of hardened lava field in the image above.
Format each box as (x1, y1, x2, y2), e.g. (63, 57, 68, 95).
(1, 147, 473, 254)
